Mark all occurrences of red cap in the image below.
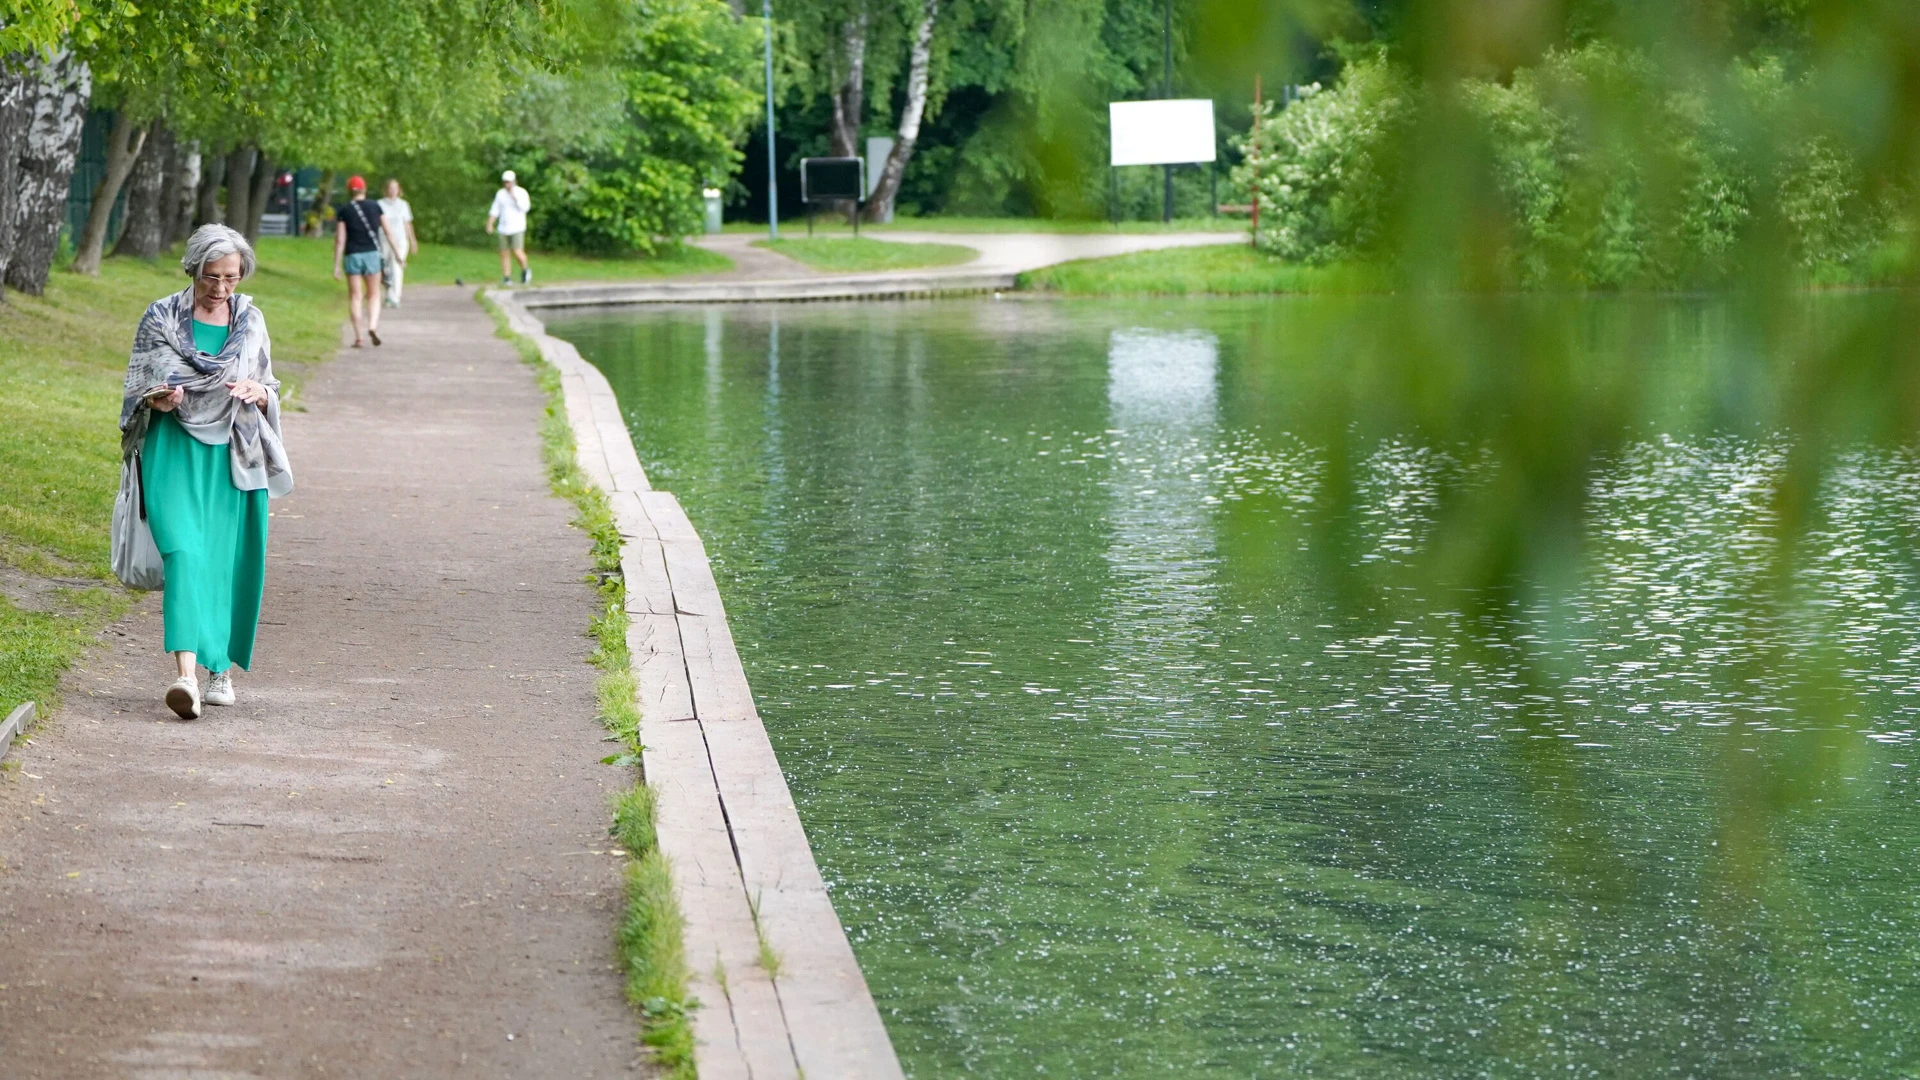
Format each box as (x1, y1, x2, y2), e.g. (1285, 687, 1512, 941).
(346, 175, 366, 191)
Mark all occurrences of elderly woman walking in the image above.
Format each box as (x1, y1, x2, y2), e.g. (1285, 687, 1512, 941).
(121, 224, 293, 719)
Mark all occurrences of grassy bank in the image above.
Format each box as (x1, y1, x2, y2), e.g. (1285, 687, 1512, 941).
(0, 247, 342, 715)
(1020, 241, 1916, 295)
(258, 235, 729, 285)
(755, 236, 978, 272)
(481, 292, 694, 1077)
(1017, 243, 1384, 295)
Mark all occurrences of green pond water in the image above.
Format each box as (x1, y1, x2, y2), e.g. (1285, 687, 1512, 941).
(550, 297, 1920, 1079)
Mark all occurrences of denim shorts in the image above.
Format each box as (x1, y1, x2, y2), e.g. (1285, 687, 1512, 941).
(343, 250, 383, 276)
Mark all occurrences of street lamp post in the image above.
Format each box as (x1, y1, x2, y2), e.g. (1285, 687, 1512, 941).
(764, 0, 778, 240)
(1162, 0, 1173, 223)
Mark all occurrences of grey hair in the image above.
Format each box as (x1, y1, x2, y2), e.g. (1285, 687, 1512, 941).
(180, 223, 257, 280)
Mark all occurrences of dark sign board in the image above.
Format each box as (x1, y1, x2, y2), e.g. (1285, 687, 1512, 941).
(801, 157, 865, 202)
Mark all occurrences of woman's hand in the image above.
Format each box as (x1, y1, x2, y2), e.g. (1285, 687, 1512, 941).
(227, 379, 270, 407)
(147, 386, 183, 412)
(333, 265, 343, 281)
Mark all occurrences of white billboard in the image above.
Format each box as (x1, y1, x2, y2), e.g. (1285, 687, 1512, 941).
(1109, 99, 1217, 167)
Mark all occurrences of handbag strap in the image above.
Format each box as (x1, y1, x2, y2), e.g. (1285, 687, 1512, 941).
(133, 451, 148, 522)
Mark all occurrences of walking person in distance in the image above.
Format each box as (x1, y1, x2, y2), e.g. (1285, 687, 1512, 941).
(333, 175, 387, 346)
(122, 224, 293, 719)
(486, 169, 532, 286)
(377, 178, 418, 308)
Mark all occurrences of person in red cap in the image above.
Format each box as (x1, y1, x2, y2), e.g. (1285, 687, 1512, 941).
(332, 175, 387, 347)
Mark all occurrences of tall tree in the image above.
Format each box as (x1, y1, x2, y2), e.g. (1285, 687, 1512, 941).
(68, 107, 145, 273)
(221, 144, 256, 237)
(0, 57, 28, 293)
(161, 138, 201, 245)
(194, 146, 225, 225)
(5, 48, 88, 293)
(111, 122, 171, 258)
(864, 0, 936, 219)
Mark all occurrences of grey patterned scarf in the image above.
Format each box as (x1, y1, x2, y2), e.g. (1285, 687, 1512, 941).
(120, 288, 293, 496)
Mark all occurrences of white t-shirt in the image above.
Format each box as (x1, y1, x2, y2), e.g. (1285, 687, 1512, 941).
(489, 186, 531, 235)
(377, 197, 413, 260)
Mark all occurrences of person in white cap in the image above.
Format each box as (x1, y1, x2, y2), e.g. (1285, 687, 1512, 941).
(486, 170, 533, 286)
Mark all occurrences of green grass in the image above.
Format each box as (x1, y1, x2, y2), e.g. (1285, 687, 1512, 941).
(1018, 243, 1385, 296)
(0, 245, 342, 715)
(724, 214, 1246, 235)
(257, 234, 730, 286)
(481, 291, 695, 1078)
(754, 236, 979, 272)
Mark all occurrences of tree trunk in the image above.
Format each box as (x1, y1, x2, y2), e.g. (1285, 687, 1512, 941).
(111, 122, 170, 259)
(864, 0, 936, 222)
(243, 149, 272, 240)
(222, 145, 256, 234)
(828, 15, 867, 222)
(163, 138, 201, 245)
(5, 49, 90, 294)
(0, 56, 29, 296)
(69, 109, 145, 276)
(195, 145, 225, 225)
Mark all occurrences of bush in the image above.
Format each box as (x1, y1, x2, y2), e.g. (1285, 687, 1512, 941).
(1236, 44, 1898, 287)
(1235, 59, 1413, 264)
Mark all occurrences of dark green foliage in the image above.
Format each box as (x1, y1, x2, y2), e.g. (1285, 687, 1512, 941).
(1235, 41, 1904, 287)
(380, 0, 760, 254)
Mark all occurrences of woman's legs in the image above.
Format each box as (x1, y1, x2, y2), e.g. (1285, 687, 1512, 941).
(360, 273, 383, 334)
(347, 273, 368, 344)
(173, 650, 196, 679)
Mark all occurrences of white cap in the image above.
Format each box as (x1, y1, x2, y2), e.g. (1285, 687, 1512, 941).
(501, 170, 516, 182)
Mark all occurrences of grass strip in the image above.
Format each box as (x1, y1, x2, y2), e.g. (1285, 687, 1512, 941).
(481, 290, 695, 1077)
(754, 235, 979, 272)
(1017, 243, 1386, 296)
(0, 248, 343, 716)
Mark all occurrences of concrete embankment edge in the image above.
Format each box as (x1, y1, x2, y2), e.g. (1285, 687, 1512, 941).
(516, 268, 1018, 308)
(489, 291, 907, 1080)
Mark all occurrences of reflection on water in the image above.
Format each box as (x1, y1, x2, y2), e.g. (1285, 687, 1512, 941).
(551, 298, 1920, 1079)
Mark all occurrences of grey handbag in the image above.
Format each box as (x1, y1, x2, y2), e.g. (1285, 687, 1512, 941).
(110, 452, 164, 591)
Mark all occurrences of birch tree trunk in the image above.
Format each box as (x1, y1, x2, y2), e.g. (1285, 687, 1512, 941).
(112, 122, 171, 259)
(243, 150, 272, 240)
(0, 57, 28, 295)
(828, 15, 868, 222)
(6, 49, 89, 294)
(70, 110, 146, 275)
(195, 146, 225, 225)
(864, 0, 937, 223)
(222, 144, 256, 234)
(163, 139, 201, 245)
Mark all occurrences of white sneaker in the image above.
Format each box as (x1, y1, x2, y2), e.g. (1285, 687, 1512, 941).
(166, 676, 202, 720)
(205, 670, 235, 707)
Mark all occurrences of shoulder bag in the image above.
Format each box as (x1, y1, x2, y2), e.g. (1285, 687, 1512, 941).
(110, 451, 164, 591)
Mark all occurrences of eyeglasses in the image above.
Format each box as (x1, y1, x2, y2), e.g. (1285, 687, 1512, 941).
(198, 273, 243, 286)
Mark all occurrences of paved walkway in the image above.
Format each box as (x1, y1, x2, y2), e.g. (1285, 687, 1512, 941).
(0, 288, 643, 1077)
(690, 227, 1241, 278)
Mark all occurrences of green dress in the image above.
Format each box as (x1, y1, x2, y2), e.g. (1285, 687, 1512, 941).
(139, 319, 270, 672)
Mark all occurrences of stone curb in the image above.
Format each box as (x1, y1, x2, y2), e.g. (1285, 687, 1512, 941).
(488, 290, 907, 1080)
(0, 700, 35, 762)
